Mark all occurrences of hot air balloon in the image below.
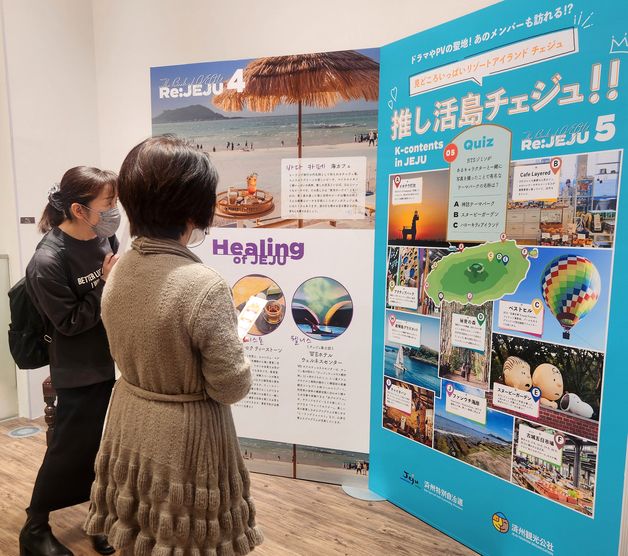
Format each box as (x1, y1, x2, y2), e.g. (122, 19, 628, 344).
(540, 255, 601, 339)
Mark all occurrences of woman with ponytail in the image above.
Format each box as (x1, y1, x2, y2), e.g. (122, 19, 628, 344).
(19, 167, 121, 556)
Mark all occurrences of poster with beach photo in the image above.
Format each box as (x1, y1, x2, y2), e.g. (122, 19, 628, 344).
(238, 437, 369, 488)
(151, 49, 379, 230)
(151, 49, 379, 482)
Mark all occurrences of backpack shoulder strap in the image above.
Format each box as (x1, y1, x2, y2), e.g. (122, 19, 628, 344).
(36, 236, 78, 296)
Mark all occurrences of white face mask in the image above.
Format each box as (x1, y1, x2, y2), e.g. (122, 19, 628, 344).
(187, 228, 208, 248)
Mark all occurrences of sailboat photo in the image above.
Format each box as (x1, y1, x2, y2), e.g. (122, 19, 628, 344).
(394, 347, 406, 377)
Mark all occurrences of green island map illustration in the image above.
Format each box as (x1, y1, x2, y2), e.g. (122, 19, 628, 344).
(426, 240, 532, 305)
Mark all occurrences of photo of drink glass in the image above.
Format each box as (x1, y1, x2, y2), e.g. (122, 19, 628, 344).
(264, 301, 284, 325)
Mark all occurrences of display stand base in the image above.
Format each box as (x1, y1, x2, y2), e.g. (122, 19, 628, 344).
(341, 484, 386, 501)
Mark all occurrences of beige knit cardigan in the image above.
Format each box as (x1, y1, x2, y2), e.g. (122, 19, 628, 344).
(84, 237, 263, 555)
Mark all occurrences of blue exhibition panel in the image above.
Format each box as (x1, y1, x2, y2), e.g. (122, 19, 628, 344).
(370, 1, 628, 554)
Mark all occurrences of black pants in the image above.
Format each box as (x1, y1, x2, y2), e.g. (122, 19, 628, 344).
(29, 379, 115, 513)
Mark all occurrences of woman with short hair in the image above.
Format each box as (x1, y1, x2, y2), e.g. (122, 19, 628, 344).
(84, 135, 263, 555)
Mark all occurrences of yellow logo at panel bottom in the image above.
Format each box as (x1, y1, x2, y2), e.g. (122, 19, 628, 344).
(492, 512, 509, 533)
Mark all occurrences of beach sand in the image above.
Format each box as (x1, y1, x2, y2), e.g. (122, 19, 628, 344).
(205, 142, 377, 228)
(244, 458, 370, 487)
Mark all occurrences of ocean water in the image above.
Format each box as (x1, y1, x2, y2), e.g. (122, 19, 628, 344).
(238, 437, 293, 461)
(296, 445, 369, 467)
(384, 347, 441, 397)
(153, 109, 379, 150)
(238, 437, 368, 467)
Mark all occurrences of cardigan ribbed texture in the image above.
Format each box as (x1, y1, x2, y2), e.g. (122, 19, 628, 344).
(84, 237, 263, 555)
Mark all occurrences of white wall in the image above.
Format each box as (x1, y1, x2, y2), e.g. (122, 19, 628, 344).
(1, 0, 101, 417)
(0, 4, 19, 284)
(0, 3, 21, 417)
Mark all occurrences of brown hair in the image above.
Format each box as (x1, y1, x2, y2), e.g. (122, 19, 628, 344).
(118, 135, 218, 239)
(38, 166, 118, 234)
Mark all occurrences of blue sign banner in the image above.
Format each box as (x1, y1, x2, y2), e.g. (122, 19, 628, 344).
(370, 1, 628, 554)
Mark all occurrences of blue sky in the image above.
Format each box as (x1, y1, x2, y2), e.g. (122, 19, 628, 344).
(435, 380, 514, 440)
(492, 246, 612, 352)
(386, 310, 440, 351)
(150, 48, 380, 117)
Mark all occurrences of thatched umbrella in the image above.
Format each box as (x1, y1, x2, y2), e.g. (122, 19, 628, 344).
(213, 50, 379, 158)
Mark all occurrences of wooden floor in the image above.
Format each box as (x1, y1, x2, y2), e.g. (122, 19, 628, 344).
(0, 417, 475, 556)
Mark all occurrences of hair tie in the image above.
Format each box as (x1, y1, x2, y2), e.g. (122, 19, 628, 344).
(47, 183, 65, 212)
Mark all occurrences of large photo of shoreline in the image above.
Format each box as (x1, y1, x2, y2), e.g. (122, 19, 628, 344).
(238, 437, 369, 487)
(151, 49, 379, 230)
(434, 380, 514, 480)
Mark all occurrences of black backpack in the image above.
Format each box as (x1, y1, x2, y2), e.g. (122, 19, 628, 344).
(7, 238, 73, 369)
(7, 276, 51, 369)
(7, 235, 116, 370)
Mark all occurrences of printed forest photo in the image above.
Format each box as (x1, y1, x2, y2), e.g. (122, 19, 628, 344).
(439, 301, 493, 390)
